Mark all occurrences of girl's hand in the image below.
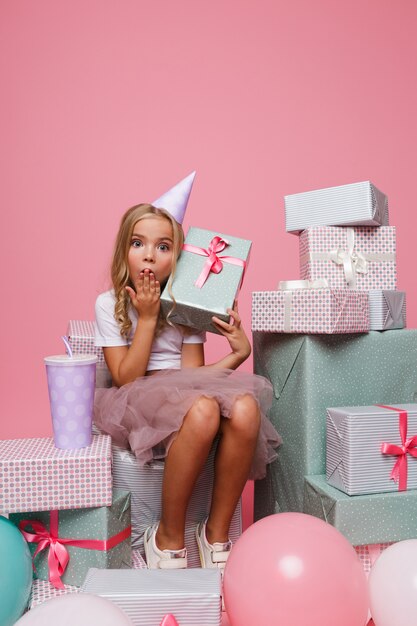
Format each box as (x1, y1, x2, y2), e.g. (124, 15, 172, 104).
(126, 269, 161, 321)
(211, 302, 251, 364)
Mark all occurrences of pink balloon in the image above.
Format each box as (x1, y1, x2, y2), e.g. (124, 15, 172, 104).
(223, 513, 369, 626)
(369, 539, 417, 626)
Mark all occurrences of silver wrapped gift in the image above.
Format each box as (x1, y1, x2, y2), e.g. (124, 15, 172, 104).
(368, 290, 406, 330)
(326, 403, 417, 495)
(112, 441, 242, 565)
(285, 180, 389, 233)
(81, 568, 221, 626)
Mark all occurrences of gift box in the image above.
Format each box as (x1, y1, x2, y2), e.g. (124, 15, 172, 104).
(160, 227, 251, 334)
(303, 474, 417, 545)
(112, 441, 242, 565)
(81, 568, 222, 626)
(10, 489, 131, 587)
(299, 226, 396, 290)
(354, 543, 392, 576)
(251, 287, 369, 334)
(67, 320, 112, 388)
(326, 403, 417, 495)
(0, 434, 112, 514)
(369, 290, 406, 330)
(252, 330, 417, 517)
(28, 580, 79, 609)
(27, 548, 146, 610)
(284, 180, 389, 233)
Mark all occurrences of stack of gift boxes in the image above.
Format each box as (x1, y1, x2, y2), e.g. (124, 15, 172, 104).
(0, 319, 244, 623)
(251, 180, 417, 573)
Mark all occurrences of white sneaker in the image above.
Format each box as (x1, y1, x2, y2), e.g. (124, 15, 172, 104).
(196, 520, 232, 571)
(143, 524, 187, 569)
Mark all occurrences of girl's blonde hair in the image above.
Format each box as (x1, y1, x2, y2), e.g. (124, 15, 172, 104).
(111, 203, 184, 338)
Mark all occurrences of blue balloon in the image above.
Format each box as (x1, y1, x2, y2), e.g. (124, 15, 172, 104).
(0, 515, 33, 625)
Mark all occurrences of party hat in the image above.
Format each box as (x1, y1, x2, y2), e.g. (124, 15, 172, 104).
(152, 171, 196, 224)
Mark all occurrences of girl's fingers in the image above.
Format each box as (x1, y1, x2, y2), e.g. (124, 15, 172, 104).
(125, 285, 136, 302)
(226, 308, 241, 327)
(212, 316, 232, 333)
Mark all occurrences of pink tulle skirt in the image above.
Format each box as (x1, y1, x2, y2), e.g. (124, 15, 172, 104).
(94, 368, 281, 480)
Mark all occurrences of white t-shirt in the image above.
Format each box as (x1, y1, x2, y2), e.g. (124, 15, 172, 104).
(95, 290, 206, 371)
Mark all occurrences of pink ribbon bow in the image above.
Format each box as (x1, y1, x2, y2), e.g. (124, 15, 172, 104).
(19, 511, 131, 589)
(183, 236, 246, 288)
(378, 404, 417, 491)
(160, 616, 180, 626)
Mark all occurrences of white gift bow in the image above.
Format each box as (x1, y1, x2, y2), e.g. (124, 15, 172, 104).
(278, 279, 329, 290)
(329, 228, 368, 288)
(278, 279, 329, 332)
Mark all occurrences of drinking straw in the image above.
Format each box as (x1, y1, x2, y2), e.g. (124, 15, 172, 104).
(61, 335, 73, 358)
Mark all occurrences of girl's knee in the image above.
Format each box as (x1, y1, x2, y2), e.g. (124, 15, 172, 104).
(229, 395, 261, 439)
(184, 396, 221, 438)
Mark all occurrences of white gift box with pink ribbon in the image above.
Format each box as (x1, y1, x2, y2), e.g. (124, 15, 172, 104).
(251, 280, 369, 334)
(299, 225, 397, 290)
(160, 227, 251, 334)
(326, 404, 417, 495)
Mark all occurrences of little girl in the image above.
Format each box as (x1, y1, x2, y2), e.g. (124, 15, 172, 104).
(94, 174, 281, 571)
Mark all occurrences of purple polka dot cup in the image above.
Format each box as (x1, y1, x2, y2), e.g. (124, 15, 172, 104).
(44, 354, 98, 450)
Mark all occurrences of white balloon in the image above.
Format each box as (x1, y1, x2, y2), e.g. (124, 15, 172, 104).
(369, 539, 417, 626)
(15, 593, 133, 626)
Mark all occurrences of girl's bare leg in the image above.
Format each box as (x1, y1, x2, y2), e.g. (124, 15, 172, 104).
(206, 394, 261, 543)
(156, 396, 221, 550)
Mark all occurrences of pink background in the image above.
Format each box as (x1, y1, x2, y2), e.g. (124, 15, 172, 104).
(1, 0, 416, 446)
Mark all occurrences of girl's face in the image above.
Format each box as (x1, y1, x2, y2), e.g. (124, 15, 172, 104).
(127, 215, 175, 286)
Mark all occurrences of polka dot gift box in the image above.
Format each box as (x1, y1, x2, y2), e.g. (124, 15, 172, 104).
(9, 489, 131, 588)
(251, 287, 369, 334)
(252, 330, 417, 515)
(299, 225, 397, 290)
(0, 434, 112, 514)
(160, 226, 251, 335)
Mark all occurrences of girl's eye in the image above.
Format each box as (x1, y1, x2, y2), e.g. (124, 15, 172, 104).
(158, 243, 171, 252)
(131, 240, 143, 248)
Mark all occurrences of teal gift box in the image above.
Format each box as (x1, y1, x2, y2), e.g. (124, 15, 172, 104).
(10, 489, 131, 588)
(253, 329, 417, 518)
(303, 474, 417, 545)
(160, 227, 251, 334)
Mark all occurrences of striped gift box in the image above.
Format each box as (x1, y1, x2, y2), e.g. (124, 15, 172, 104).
(284, 180, 389, 233)
(326, 404, 417, 495)
(0, 434, 112, 514)
(299, 226, 397, 290)
(112, 442, 242, 564)
(369, 290, 406, 330)
(67, 321, 112, 388)
(81, 568, 221, 626)
(251, 289, 369, 334)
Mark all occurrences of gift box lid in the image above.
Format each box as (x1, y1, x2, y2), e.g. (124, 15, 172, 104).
(0, 433, 111, 462)
(81, 567, 221, 596)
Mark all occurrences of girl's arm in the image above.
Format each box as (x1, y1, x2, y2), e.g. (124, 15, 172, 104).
(104, 270, 160, 386)
(180, 302, 251, 372)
